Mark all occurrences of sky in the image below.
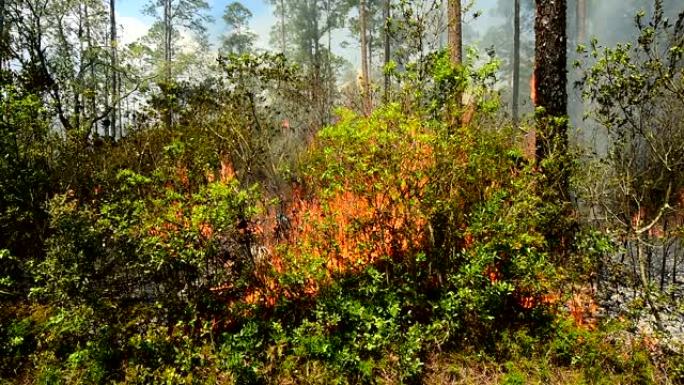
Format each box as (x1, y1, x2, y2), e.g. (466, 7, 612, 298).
(114, 0, 681, 69)
(117, 0, 280, 48)
(116, 0, 502, 63)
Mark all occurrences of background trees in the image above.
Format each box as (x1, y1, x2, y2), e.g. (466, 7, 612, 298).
(142, 0, 211, 81)
(221, 1, 256, 54)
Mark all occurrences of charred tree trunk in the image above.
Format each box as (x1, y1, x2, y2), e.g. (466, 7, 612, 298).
(0, 0, 5, 64)
(534, 0, 571, 254)
(75, 4, 84, 131)
(534, 0, 568, 165)
(0, 0, 4, 39)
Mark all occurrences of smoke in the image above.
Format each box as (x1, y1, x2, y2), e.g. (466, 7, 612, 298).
(456, 0, 681, 148)
(188, 0, 682, 132)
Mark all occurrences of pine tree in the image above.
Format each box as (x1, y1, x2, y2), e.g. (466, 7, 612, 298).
(383, 0, 391, 103)
(534, 0, 567, 162)
(360, 0, 371, 114)
(269, 0, 350, 124)
(448, 0, 462, 65)
(222, 1, 256, 54)
(110, 0, 119, 139)
(143, 0, 211, 127)
(143, 0, 212, 81)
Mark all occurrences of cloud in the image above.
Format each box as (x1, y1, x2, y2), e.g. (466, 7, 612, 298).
(249, 4, 276, 50)
(118, 14, 203, 55)
(119, 15, 151, 45)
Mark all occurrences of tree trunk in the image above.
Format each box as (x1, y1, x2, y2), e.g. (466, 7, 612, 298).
(512, 0, 521, 126)
(164, 0, 172, 129)
(0, 0, 5, 64)
(383, 0, 390, 103)
(637, 236, 664, 331)
(85, 3, 97, 137)
(280, 0, 286, 53)
(576, 0, 586, 44)
(75, 4, 84, 131)
(164, 0, 171, 82)
(0, 0, 4, 37)
(533, 0, 570, 251)
(360, 0, 371, 115)
(327, 0, 333, 123)
(447, 0, 462, 65)
(312, 0, 323, 125)
(534, 0, 568, 162)
(368, 6, 373, 81)
(110, 0, 118, 139)
(104, 27, 111, 138)
(673, 239, 679, 288)
(660, 218, 669, 291)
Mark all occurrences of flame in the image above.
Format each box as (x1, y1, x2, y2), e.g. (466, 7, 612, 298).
(220, 159, 236, 182)
(236, 124, 435, 306)
(530, 72, 537, 106)
(567, 290, 598, 330)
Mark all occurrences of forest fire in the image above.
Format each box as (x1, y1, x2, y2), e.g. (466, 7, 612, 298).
(236, 121, 435, 307)
(4, 0, 682, 381)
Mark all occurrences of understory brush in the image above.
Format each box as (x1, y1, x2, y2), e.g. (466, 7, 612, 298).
(3, 103, 672, 384)
(2, 48, 680, 383)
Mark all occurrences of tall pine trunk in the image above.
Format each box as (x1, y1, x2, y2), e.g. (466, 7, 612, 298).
(85, 3, 97, 137)
(75, 4, 84, 132)
(360, 0, 371, 115)
(0, 0, 5, 64)
(110, 0, 118, 139)
(534, 0, 571, 252)
(383, 0, 390, 103)
(164, 0, 172, 128)
(447, 0, 462, 65)
(447, 0, 463, 128)
(312, 0, 323, 125)
(326, 0, 333, 123)
(164, 0, 171, 82)
(512, 0, 521, 126)
(534, 0, 567, 163)
(576, 0, 586, 43)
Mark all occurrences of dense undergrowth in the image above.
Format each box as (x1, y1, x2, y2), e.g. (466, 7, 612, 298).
(2, 101, 679, 384)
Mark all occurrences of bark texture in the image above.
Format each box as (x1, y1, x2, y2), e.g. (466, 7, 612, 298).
(0, 0, 5, 62)
(534, 0, 567, 160)
(447, 0, 462, 65)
